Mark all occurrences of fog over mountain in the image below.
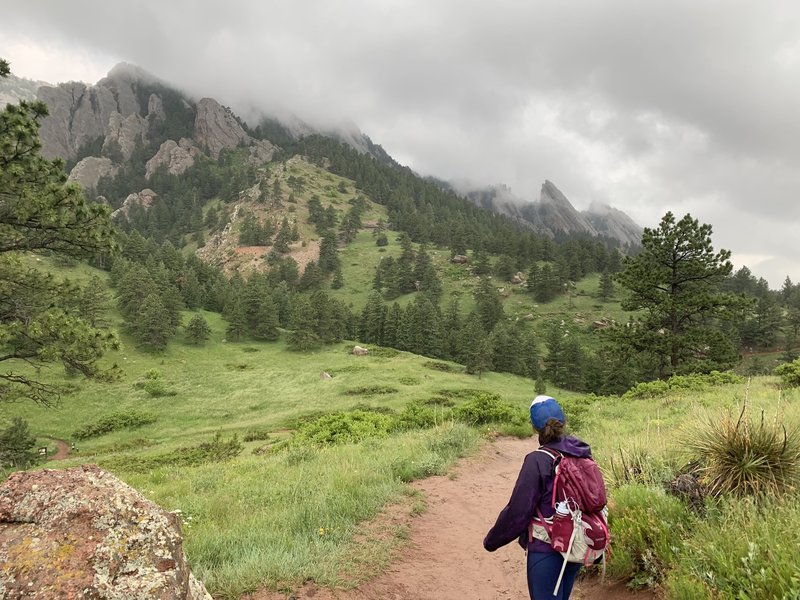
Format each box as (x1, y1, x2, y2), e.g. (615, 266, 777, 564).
(3, 1, 800, 286)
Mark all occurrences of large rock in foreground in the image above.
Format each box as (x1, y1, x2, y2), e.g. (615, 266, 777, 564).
(0, 465, 212, 600)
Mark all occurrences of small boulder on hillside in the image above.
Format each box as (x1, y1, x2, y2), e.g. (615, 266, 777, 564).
(0, 465, 212, 599)
(450, 254, 468, 264)
(352, 345, 369, 356)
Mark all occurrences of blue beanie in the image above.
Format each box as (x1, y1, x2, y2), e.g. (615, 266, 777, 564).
(529, 395, 565, 430)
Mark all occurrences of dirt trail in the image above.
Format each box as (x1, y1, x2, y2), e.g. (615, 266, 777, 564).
(44, 438, 70, 461)
(250, 437, 656, 600)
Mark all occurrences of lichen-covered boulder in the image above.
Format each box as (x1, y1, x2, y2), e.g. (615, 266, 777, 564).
(0, 465, 212, 599)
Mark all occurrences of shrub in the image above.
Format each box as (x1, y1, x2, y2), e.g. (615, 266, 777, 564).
(102, 432, 242, 472)
(775, 358, 800, 387)
(73, 410, 158, 440)
(453, 392, 525, 427)
(607, 445, 677, 487)
(607, 484, 692, 588)
(665, 497, 800, 599)
(132, 369, 177, 398)
(342, 385, 398, 396)
(392, 401, 447, 431)
(243, 428, 271, 442)
(623, 372, 744, 400)
(684, 405, 800, 498)
(290, 411, 393, 446)
(423, 360, 459, 373)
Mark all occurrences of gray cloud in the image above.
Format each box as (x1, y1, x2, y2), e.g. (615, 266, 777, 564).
(3, 0, 799, 286)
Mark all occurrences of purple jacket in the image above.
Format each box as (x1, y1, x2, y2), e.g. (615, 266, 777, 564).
(483, 436, 593, 553)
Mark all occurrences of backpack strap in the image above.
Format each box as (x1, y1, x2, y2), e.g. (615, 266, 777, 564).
(534, 447, 564, 506)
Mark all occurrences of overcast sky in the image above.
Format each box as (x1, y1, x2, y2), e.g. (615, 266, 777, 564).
(3, 0, 799, 287)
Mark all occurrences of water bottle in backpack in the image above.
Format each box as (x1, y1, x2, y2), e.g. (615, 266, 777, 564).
(549, 500, 574, 553)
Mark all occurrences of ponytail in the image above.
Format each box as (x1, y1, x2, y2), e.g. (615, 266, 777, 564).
(538, 417, 564, 444)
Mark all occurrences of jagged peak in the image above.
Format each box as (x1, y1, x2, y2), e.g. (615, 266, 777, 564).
(103, 62, 158, 84)
(540, 180, 575, 208)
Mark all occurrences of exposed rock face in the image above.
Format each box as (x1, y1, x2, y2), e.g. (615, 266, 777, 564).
(37, 63, 157, 162)
(194, 97, 249, 159)
(68, 156, 119, 192)
(37, 82, 119, 160)
(530, 180, 598, 236)
(0, 465, 212, 599)
(112, 189, 158, 220)
(584, 202, 643, 247)
(247, 139, 276, 167)
(103, 112, 148, 161)
(146, 139, 201, 179)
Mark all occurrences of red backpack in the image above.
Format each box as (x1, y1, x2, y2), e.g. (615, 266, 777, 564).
(529, 447, 610, 594)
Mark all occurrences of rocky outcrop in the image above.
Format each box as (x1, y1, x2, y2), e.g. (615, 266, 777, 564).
(37, 82, 119, 160)
(194, 97, 249, 159)
(36, 63, 159, 162)
(247, 139, 276, 167)
(68, 156, 119, 192)
(529, 180, 599, 236)
(0, 465, 212, 599)
(112, 188, 158, 220)
(103, 111, 148, 161)
(146, 138, 201, 179)
(584, 202, 643, 247)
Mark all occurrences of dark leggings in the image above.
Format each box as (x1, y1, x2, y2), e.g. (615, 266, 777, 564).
(527, 552, 581, 600)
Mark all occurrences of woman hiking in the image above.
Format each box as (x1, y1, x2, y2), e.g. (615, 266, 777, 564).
(483, 395, 599, 600)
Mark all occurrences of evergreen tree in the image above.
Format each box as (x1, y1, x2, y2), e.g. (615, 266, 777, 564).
(132, 293, 177, 350)
(253, 295, 280, 341)
(360, 291, 386, 344)
(185, 314, 212, 345)
(598, 270, 614, 302)
(225, 299, 249, 342)
(318, 229, 340, 274)
(490, 321, 527, 376)
(615, 212, 747, 377)
(474, 277, 505, 332)
(76, 276, 113, 328)
(0, 417, 38, 469)
(0, 61, 117, 404)
(441, 297, 462, 360)
(286, 296, 321, 351)
(331, 265, 344, 289)
(382, 302, 403, 348)
(299, 261, 324, 291)
(459, 313, 493, 377)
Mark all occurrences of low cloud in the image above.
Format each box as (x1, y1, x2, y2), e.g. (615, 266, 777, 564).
(2, 0, 798, 286)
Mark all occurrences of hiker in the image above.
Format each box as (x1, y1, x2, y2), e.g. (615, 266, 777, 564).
(483, 395, 602, 600)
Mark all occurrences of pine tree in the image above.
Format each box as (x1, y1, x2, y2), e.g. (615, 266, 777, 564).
(459, 313, 493, 377)
(225, 300, 249, 342)
(474, 277, 505, 332)
(598, 270, 614, 302)
(185, 314, 212, 345)
(1, 61, 117, 404)
(132, 293, 177, 350)
(0, 417, 38, 469)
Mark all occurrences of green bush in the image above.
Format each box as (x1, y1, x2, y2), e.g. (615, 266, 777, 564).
(665, 498, 800, 600)
(423, 360, 460, 373)
(684, 406, 800, 498)
(392, 401, 448, 431)
(342, 385, 398, 396)
(607, 484, 692, 588)
(290, 410, 393, 446)
(102, 432, 242, 472)
(243, 428, 271, 442)
(607, 445, 678, 487)
(132, 369, 177, 397)
(775, 358, 800, 387)
(623, 371, 743, 400)
(73, 410, 157, 440)
(453, 392, 525, 426)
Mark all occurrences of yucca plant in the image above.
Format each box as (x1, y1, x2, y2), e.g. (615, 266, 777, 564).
(685, 403, 800, 498)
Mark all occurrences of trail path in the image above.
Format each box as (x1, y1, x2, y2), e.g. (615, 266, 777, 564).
(250, 437, 656, 600)
(45, 438, 70, 461)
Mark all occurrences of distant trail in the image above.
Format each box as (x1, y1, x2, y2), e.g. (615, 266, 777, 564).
(248, 437, 656, 600)
(43, 437, 70, 461)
